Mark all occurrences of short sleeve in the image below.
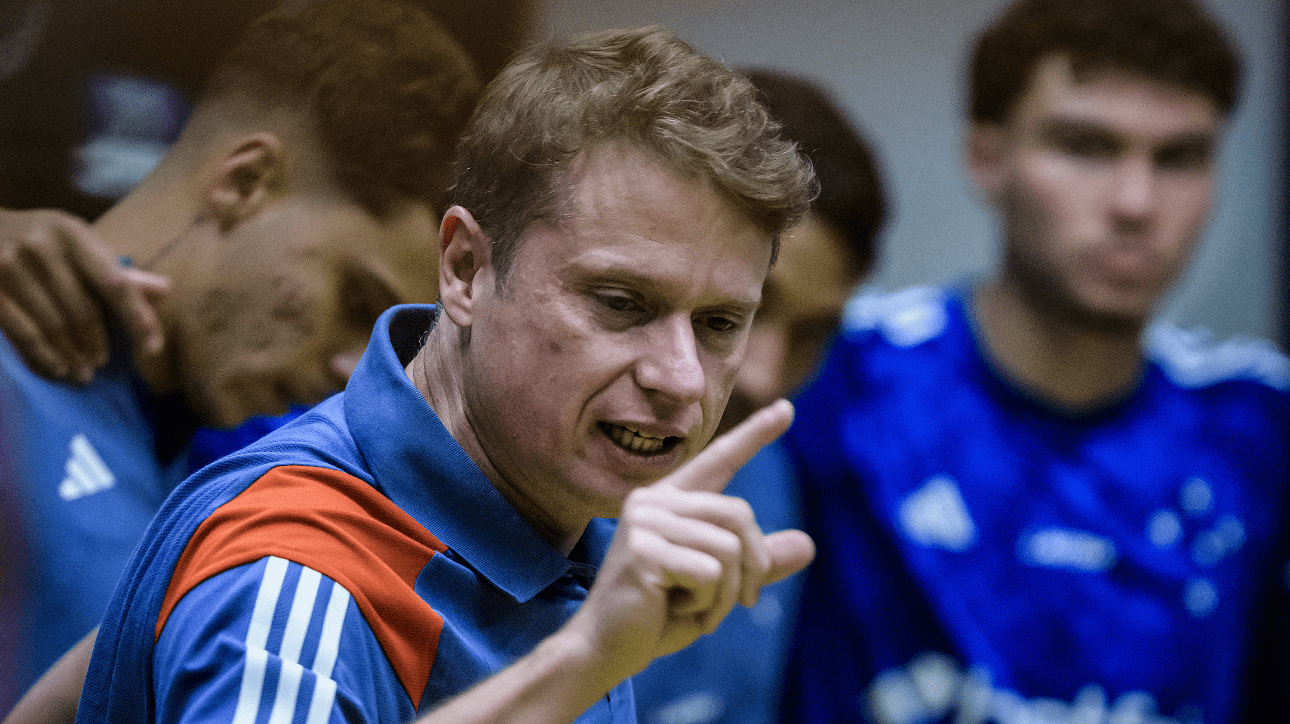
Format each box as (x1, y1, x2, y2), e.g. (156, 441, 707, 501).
(153, 556, 417, 724)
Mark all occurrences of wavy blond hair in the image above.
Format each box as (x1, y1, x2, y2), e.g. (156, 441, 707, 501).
(447, 26, 816, 282)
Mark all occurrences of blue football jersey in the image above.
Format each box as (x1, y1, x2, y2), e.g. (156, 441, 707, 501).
(0, 331, 190, 704)
(782, 286, 1290, 724)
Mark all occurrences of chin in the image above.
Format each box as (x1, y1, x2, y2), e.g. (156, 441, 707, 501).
(1072, 302, 1150, 335)
(575, 476, 649, 518)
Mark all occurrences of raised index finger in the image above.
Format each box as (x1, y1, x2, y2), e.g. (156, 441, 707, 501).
(659, 398, 794, 494)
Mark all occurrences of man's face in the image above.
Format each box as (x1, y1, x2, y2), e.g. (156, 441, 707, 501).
(973, 55, 1220, 328)
(173, 198, 437, 428)
(720, 214, 855, 434)
(459, 143, 772, 522)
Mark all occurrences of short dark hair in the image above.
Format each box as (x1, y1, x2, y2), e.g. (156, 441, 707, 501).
(741, 69, 887, 280)
(969, 0, 1241, 125)
(201, 0, 482, 216)
(446, 26, 816, 284)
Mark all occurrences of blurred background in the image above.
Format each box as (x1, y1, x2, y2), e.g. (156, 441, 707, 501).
(2, 0, 1283, 344)
(533, 0, 1287, 347)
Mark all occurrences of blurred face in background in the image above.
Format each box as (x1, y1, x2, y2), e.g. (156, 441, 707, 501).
(171, 197, 437, 428)
(719, 213, 857, 435)
(973, 54, 1219, 330)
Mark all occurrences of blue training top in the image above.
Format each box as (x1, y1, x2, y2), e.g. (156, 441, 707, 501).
(76, 305, 632, 724)
(0, 329, 192, 710)
(782, 286, 1290, 724)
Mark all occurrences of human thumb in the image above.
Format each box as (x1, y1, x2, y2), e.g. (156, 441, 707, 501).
(762, 529, 815, 586)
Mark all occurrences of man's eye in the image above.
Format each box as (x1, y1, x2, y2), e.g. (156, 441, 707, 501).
(1156, 142, 1212, 172)
(596, 292, 644, 315)
(698, 315, 739, 334)
(1057, 133, 1118, 160)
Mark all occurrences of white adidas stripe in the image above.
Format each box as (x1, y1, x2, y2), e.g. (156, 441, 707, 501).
(314, 582, 352, 680)
(281, 568, 322, 664)
(232, 557, 289, 724)
(305, 678, 339, 724)
(232, 557, 351, 724)
(233, 648, 270, 724)
(268, 660, 306, 724)
(304, 581, 353, 724)
(268, 567, 322, 724)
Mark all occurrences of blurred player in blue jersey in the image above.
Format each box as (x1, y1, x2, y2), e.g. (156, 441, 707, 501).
(630, 68, 887, 724)
(0, 0, 534, 386)
(0, 0, 481, 710)
(780, 0, 1289, 722)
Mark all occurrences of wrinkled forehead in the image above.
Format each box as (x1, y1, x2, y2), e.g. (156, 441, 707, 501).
(516, 144, 773, 297)
(552, 140, 780, 240)
(563, 143, 766, 236)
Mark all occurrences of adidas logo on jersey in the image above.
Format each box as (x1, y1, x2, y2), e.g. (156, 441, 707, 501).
(899, 475, 977, 552)
(58, 434, 116, 501)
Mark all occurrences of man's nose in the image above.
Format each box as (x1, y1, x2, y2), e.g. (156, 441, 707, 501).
(635, 315, 706, 404)
(1109, 156, 1158, 229)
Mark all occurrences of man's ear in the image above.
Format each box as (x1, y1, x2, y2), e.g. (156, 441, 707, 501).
(438, 205, 492, 328)
(205, 133, 286, 232)
(967, 122, 1008, 202)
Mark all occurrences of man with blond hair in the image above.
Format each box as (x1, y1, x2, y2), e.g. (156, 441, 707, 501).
(75, 25, 816, 724)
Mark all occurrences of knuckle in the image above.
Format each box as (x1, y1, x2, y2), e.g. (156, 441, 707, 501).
(727, 496, 756, 523)
(22, 223, 58, 254)
(713, 529, 742, 560)
(624, 528, 653, 558)
(692, 553, 723, 584)
(0, 226, 55, 269)
(709, 493, 757, 530)
(624, 486, 656, 508)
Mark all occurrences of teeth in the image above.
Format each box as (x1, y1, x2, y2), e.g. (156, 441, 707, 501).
(607, 424, 668, 454)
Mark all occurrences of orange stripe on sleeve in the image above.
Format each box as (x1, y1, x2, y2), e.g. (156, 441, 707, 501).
(158, 465, 449, 709)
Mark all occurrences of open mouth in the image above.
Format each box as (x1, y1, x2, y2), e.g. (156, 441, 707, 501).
(600, 423, 681, 456)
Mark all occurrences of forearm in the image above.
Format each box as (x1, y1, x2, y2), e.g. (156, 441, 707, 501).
(2, 628, 95, 724)
(417, 629, 622, 724)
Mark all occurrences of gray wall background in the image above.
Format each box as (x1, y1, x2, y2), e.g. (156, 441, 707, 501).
(532, 0, 1287, 345)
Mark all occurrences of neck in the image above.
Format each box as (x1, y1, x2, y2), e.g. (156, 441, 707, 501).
(407, 324, 473, 463)
(406, 321, 590, 556)
(90, 168, 199, 396)
(973, 278, 1146, 412)
(92, 167, 197, 269)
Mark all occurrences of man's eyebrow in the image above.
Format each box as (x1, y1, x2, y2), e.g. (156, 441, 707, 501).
(1156, 131, 1217, 150)
(724, 296, 764, 316)
(1040, 116, 1217, 146)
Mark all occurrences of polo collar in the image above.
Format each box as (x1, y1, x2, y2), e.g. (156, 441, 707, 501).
(345, 305, 608, 603)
